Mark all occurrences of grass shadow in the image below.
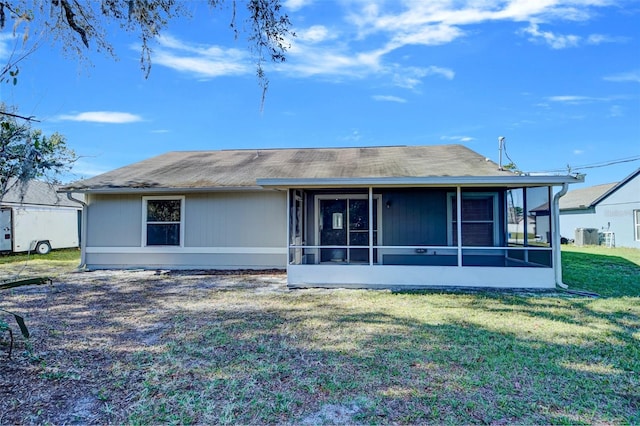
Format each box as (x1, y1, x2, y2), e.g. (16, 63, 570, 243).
(562, 251, 640, 297)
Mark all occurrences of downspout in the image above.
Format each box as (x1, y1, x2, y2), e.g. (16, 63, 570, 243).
(552, 183, 569, 289)
(66, 192, 87, 268)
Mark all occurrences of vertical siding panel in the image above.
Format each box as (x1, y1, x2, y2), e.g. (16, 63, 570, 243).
(87, 194, 141, 246)
(382, 189, 448, 246)
(184, 192, 286, 248)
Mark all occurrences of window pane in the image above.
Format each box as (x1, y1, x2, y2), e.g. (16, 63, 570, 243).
(349, 200, 368, 231)
(147, 224, 180, 245)
(526, 187, 551, 247)
(147, 200, 181, 222)
(350, 232, 369, 246)
(462, 197, 493, 221)
(462, 223, 493, 246)
(507, 189, 525, 245)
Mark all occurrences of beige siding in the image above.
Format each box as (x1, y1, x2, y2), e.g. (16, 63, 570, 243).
(84, 190, 288, 269)
(185, 192, 286, 247)
(85, 252, 286, 270)
(86, 194, 142, 247)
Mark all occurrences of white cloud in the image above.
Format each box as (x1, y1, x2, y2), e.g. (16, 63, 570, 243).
(604, 70, 640, 83)
(547, 95, 595, 103)
(372, 95, 407, 103)
(587, 34, 627, 45)
(150, 35, 250, 78)
(345, 1, 619, 56)
(520, 22, 627, 49)
(283, 0, 313, 12)
(280, 1, 617, 88)
(440, 135, 475, 143)
(146, 2, 620, 89)
(546, 95, 625, 105)
(297, 25, 334, 43)
(608, 105, 623, 117)
(58, 111, 143, 123)
(0, 33, 16, 60)
(573, 149, 584, 155)
(341, 130, 362, 142)
(426, 65, 455, 80)
(521, 22, 580, 49)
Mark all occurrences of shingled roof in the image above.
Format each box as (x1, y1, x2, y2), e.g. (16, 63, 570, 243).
(1, 179, 82, 207)
(62, 144, 579, 193)
(559, 167, 640, 211)
(559, 182, 618, 210)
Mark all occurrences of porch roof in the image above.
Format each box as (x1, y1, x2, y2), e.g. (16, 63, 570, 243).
(257, 175, 582, 188)
(61, 144, 582, 193)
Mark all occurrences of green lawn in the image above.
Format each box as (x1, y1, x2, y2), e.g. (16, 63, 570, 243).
(0, 248, 80, 278)
(1, 246, 638, 424)
(562, 245, 640, 297)
(129, 290, 639, 425)
(0, 248, 81, 265)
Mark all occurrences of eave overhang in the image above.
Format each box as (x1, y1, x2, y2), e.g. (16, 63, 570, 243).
(59, 175, 584, 194)
(58, 186, 268, 194)
(257, 175, 584, 189)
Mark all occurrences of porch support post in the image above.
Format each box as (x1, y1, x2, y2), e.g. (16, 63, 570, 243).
(369, 186, 374, 266)
(286, 188, 290, 265)
(456, 186, 462, 267)
(523, 187, 529, 263)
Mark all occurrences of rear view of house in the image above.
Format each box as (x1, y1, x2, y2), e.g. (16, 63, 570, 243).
(1, 179, 83, 254)
(62, 144, 583, 289)
(559, 168, 640, 249)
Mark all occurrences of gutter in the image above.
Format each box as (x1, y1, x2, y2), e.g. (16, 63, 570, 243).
(66, 193, 87, 268)
(552, 183, 569, 289)
(59, 186, 268, 194)
(257, 175, 583, 189)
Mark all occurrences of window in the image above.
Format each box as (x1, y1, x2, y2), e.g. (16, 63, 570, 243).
(143, 197, 184, 246)
(635, 210, 640, 241)
(448, 192, 499, 246)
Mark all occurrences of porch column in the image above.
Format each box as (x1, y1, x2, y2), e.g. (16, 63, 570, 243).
(456, 186, 462, 267)
(286, 189, 290, 265)
(369, 186, 374, 266)
(523, 188, 529, 263)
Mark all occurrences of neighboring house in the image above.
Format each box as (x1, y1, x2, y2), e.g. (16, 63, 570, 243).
(61, 145, 583, 289)
(559, 168, 640, 249)
(1, 179, 84, 253)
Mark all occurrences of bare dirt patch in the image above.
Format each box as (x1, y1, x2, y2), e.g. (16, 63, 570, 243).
(0, 269, 288, 424)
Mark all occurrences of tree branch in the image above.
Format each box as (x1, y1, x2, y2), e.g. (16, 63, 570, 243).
(0, 111, 39, 122)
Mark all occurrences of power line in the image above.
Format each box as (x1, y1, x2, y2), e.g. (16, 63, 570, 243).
(536, 155, 640, 174)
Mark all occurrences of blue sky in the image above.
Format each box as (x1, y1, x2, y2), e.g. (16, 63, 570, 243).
(1, 0, 639, 188)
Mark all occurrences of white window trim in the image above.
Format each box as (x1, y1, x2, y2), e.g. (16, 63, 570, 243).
(446, 192, 500, 246)
(634, 209, 640, 242)
(142, 196, 185, 247)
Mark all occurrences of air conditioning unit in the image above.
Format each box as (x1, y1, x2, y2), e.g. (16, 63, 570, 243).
(574, 228, 599, 246)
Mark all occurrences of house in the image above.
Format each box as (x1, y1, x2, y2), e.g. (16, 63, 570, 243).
(60, 145, 583, 289)
(1, 179, 83, 254)
(559, 168, 640, 248)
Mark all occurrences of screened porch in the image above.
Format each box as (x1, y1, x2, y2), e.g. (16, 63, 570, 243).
(285, 185, 560, 288)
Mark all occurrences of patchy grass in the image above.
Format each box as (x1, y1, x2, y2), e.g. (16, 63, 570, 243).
(0, 248, 80, 264)
(562, 245, 640, 297)
(0, 248, 80, 278)
(0, 247, 638, 424)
